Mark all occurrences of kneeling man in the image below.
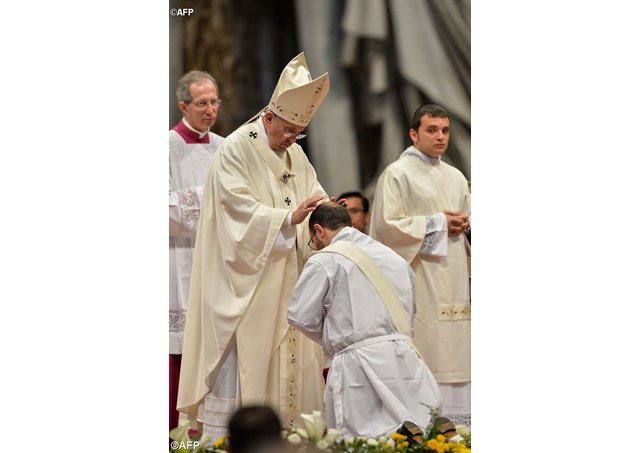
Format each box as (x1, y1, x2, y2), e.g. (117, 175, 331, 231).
(288, 202, 441, 438)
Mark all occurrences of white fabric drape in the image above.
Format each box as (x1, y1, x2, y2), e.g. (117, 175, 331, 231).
(294, 0, 471, 197)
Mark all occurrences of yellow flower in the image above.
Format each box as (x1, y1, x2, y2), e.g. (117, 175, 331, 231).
(392, 439, 409, 452)
(391, 432, 407, 441)
(451, 446, 470, 453)
(212, 435, 228, 449)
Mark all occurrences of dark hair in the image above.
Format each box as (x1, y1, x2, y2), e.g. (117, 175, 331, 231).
(337, 191, 369, 213)
(228, 406, 283, 453)
(309, 202, 352, 233)
(410, 104, 449, 132)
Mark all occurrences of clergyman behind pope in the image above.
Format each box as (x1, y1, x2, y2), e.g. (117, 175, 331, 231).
(177, 52, 331, 441)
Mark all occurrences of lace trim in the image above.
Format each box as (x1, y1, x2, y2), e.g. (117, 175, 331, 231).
(169, 308, 187, 332)
(178, 188, 200, 234)
(441, 412, 471, 429)
(421, 216, 438, 253)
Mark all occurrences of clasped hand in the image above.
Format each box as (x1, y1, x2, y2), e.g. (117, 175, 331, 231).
(444, 210, 469, 236)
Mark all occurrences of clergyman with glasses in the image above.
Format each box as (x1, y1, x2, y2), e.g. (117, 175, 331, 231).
(169, 70, 225, 432)
(178, 53, 333, 441)
(289, 202, 442, 438)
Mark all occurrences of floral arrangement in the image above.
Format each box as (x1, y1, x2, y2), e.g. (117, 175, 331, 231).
(169, 411, 471, 453)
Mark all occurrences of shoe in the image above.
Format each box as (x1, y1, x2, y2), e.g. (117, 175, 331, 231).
(396, 420, 424, 445)
(429, 416, 456, 438)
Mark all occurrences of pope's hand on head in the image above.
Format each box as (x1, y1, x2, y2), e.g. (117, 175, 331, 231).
(292, 194, 326, 225)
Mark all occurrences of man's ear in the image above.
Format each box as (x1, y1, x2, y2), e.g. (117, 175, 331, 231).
(178, 101, 189, 115)
(409, 128, 418, 143)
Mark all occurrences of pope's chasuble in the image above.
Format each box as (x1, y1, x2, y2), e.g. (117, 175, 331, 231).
(178, 121, 326, 428)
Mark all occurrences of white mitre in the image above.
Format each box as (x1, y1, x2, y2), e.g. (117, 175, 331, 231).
(246, 52, 330, 127)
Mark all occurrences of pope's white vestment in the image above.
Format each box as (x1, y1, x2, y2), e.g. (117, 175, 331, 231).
(288, 227, 442, 438)
(177, 120, 326, 436)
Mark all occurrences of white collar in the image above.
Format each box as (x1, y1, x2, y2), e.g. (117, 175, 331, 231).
(401, 146, 441, 165)
(182, 118, 209, 140)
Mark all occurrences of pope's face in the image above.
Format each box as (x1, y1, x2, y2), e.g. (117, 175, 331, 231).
(410, 114, 450, 159)
(264, 112, 306, 151)
(178, 80, 219, 133)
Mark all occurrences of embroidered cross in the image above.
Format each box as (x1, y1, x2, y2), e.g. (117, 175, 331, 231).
(249, 131, 257, 139)
(284, 197, 291, 205)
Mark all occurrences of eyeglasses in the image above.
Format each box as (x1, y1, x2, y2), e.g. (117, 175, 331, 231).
(284, 131, 306, 140)
(275, 116, 306, 140)
(190, 99, 223, 109)
(307, 232, 317, 250)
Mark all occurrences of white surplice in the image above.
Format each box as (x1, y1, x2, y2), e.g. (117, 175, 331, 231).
(369, 146, 471, 426)
(169, 123, 224, 354)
